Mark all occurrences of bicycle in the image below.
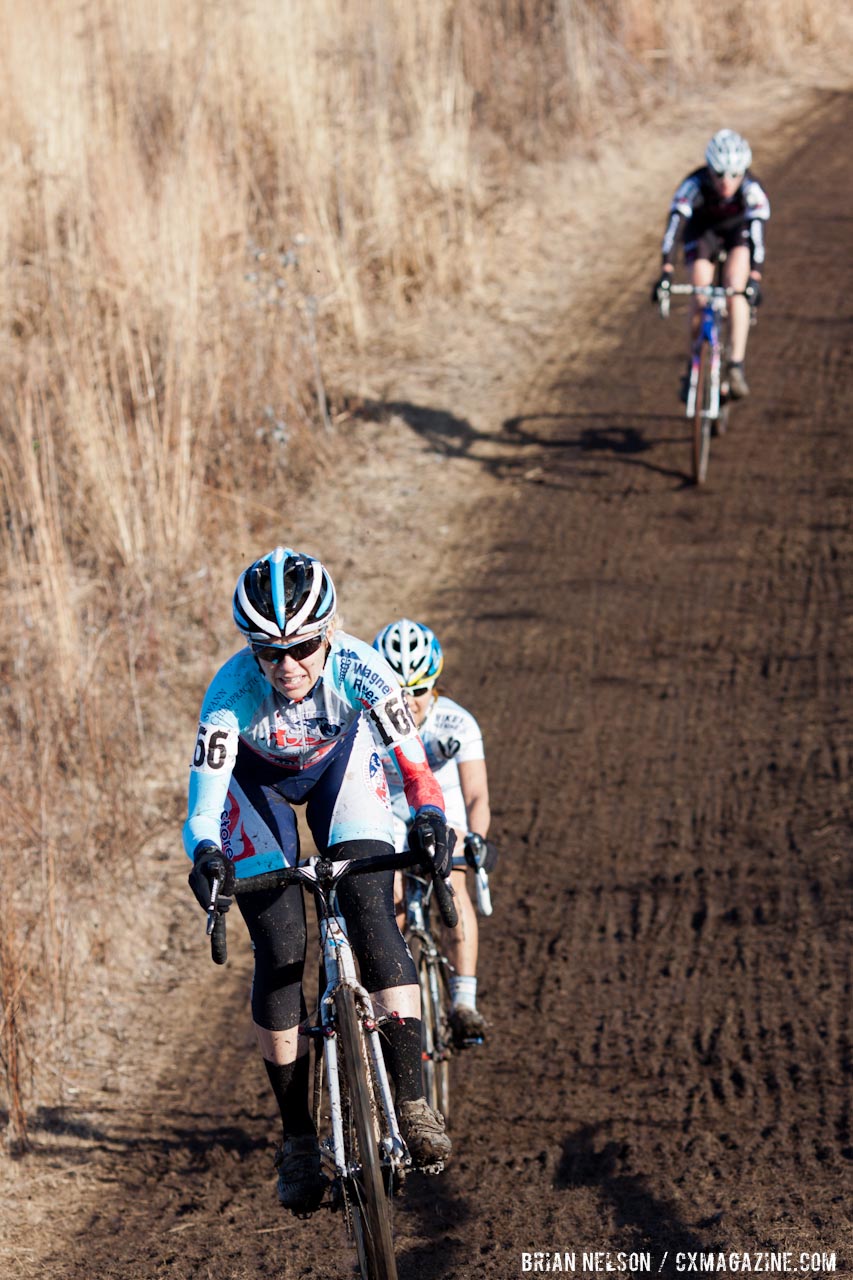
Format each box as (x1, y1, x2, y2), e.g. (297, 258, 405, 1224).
(658, 277, 752, 486)
(402, 836, 493, 1123)
(205, 836, 457, 1280)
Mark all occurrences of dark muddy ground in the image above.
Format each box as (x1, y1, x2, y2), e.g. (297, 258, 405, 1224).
(13, 91, 853, 1280)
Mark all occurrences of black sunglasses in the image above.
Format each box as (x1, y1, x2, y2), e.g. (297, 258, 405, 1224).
(251, 634, 325, 664)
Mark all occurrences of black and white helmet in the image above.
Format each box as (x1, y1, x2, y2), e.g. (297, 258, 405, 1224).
(233, 546, 336, 644)
(373, 619, 444, 688)
(705, 129, 752, 176)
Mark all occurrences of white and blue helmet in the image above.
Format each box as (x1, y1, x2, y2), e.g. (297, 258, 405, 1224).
(233, 546, 336, 644)
(705, 129, 752, 176)
(373, 619, 444, 689)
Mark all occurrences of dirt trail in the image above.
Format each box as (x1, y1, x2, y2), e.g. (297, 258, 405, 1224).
(5, 88, 853, 1280)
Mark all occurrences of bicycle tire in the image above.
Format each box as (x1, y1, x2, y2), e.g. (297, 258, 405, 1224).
(716, 399, 729, 437)
(692, 341, 712, 486)
(337, 985, 398, 1280)
(409, 934, 451, 1123)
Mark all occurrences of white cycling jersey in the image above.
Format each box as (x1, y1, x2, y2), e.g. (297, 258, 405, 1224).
(383, 693, 484, 839)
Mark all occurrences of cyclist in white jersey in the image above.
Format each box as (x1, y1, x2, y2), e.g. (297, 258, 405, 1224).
(373, 619, 494, 1046)
(183, 549, 453, 1213)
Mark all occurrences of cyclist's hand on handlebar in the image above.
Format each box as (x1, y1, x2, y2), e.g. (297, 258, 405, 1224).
(651, 270, 673, 305)
(410, 806, 455, 879)
(745, 277, 763, 307)
(464, 832, 498, 873)
(188, 840, 236, 910)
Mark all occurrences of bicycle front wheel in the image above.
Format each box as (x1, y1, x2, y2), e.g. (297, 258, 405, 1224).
(409, 934, 451, 1122)
(337, 986, 398, 1280)
(692, 341, 713, 486)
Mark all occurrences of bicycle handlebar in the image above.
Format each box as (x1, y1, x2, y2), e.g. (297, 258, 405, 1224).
(658, 283, 751, 320)
(666, 284, 749, 297)
(416, 830, 458, 930)
(207, 840, 457, 964)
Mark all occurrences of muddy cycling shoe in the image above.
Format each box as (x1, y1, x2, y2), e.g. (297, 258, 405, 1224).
(727, 363, 750, 399)
(274, 1135, 325, 1213)
(398, 1098, 451, 1170)
(449, 1004, 487, 1048)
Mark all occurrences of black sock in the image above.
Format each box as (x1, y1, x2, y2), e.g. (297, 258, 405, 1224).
(380, 1017, 423, 1104)
(263, 1053, 314, 1137)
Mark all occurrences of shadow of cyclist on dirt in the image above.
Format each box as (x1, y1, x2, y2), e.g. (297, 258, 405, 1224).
(556, 1125, 714, 1274)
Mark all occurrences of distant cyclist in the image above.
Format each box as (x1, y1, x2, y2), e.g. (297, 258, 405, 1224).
(183, 548, 453, 1214)
(373, 619, 494, 1047)
(651, 128, 770, 401)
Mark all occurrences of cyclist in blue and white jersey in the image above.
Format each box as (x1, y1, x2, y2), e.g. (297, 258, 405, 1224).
(373, 619, 494, 1047)
(651, 128, 770, 401)
(183, 548, 453, 1213)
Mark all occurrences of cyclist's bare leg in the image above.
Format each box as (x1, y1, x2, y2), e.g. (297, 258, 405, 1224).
(723, 244, 751, 362)
(369, 983, 421, 1020)
(255, 1022, 304, 1065)
(442, 867, 478, 981)
(393, 868, 405, 933)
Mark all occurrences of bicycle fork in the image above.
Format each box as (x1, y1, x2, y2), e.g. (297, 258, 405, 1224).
(686, 313, 722, 419)
(318, 916, 408, 1178)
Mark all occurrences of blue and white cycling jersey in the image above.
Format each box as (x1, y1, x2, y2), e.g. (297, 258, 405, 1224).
(383, 694, 484, 839)
(183, 630, 443, 873)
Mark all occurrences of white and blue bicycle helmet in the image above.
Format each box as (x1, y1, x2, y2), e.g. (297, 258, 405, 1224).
(233, 546, 336, 644)
(373, 619, 444, 689)
(705, 129, 752, 176)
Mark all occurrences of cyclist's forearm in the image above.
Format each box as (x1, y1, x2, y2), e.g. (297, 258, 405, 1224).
(462, 793, 490, 840)
(458, 758, 490, 838)
(661, 209, 686, 265)
(749, 217, 767, 269)
(388, 738, 445, 813)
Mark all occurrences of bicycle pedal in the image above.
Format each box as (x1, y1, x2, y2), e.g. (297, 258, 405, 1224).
(451, 1029, 484, 1049)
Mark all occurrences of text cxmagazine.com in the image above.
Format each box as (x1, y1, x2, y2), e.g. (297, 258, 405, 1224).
(520, 1252, 839, 1274)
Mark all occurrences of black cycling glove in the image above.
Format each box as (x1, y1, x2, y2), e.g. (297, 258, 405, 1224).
(464, 832, 499, 873)
(745, 278, 763, 308)
(188, 840, 235, 910)
(651, 271, 673, 305)
(409, 806, 455, 879)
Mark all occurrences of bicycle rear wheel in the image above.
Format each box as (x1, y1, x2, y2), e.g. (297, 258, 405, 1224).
(337, 985, 398, 1280)
(409, 934, 451, 1122)
(692, 341, 713, 486)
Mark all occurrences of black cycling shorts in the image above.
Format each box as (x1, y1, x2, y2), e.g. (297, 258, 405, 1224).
(236, 837, 417, 1031)
(684, 223, 752, 264)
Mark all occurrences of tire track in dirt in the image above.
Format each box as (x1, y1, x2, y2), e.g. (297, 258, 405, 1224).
(430, 87, 853, 1271)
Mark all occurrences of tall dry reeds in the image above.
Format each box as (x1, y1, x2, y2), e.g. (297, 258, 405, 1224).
(0, 0, 850, 1138)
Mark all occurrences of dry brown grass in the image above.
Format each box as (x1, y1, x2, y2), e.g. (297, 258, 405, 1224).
(0, 0, 850, 1142)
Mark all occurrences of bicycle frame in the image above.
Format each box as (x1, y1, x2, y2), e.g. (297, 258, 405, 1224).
(312, 872, 408, 1180)
(402, 868, 454, 1117)
(661, 284, 730, 420)
(404, 873, 453, 1051)
(210, 844, 456, 1181)
(658, 279, 751, 485)
(206, 844, 456, 1280)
